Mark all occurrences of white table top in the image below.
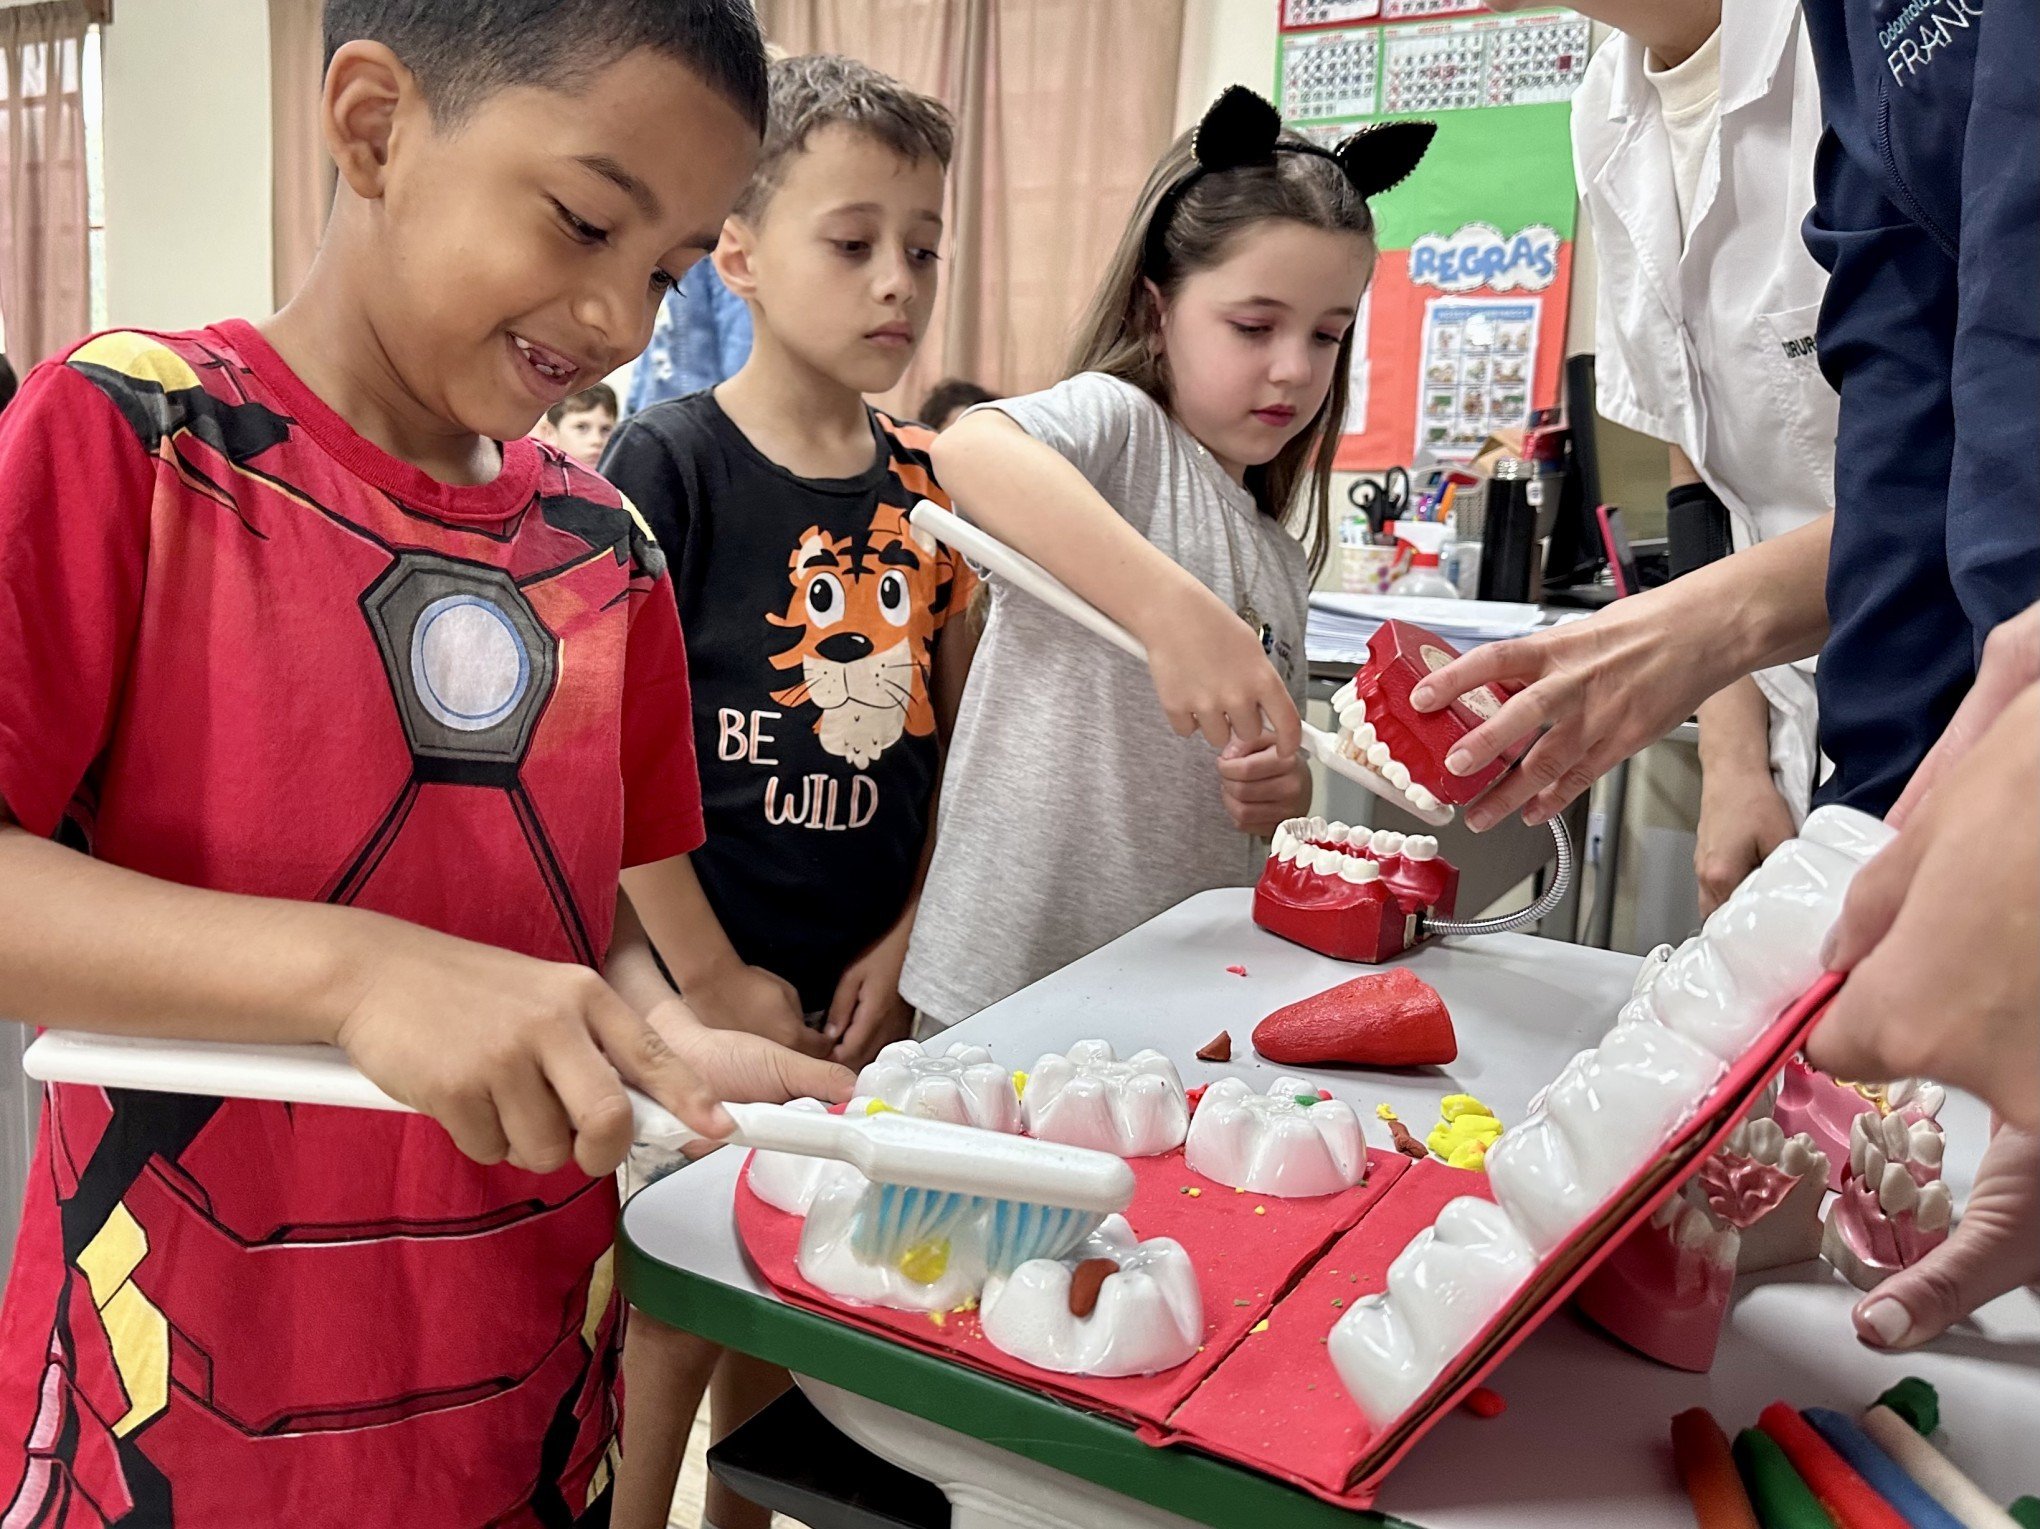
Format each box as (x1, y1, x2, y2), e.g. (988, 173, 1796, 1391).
(623, 889, 2040, 1528)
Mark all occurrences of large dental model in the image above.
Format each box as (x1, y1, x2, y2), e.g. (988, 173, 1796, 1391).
(1574, 1182, 1742, 1371)
(1326, 804, 1897, 1426)
(978, 1215, 1203, 1377)
(1252, 968, 1458, 1068)
(795, 1159, 990, 1313)
(1822, 1109, 1952, 1291)
(1185, 1076, 1369, 1196)
(1019, 1040, 1189, 1157)
(854, 1039, 1021, 1134)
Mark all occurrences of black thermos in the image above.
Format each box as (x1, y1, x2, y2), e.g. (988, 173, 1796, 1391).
(1478, 456, 1538, 602)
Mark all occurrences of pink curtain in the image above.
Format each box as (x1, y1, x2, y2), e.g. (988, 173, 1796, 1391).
(268, 0, 333, 308)
(0, 0, 98, 367)
(759, 0, 1183, 418)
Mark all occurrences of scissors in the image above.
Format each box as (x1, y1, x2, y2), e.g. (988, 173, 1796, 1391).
(1348, 466, 1412, 535)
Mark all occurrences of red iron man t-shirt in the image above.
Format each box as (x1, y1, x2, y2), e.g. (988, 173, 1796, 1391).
(0, 322, 704, 1527)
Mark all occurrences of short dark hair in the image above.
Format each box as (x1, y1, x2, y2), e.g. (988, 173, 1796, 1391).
(919, 377, 996, 429)
(735, 53, 952, 218)
(323, 0, 768, 133)
(545, 381, 618, 425)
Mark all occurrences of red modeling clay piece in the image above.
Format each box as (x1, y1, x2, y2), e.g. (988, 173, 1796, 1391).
(1386, 1118, 1429, 1160)
(1758, 1403, 1911, 1529)
(1226, 964, 1249, 977)
(1671, 1410, 1762, 1529)
(1197, 1031, 1233, 1062)
(1461, 1386, 1506, 1419)
(1253, 968, 1457, 1067)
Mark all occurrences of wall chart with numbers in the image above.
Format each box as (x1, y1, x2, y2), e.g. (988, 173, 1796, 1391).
(1276, 1, 1593, 467)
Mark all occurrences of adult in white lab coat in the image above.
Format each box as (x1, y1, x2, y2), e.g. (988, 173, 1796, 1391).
(1492, 0, 1835, 913)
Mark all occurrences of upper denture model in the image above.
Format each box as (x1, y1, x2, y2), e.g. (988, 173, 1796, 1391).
(1019, 1040, 1190, 1158)
(1327, 805, 1896, 1426)
(979, 1214, 1203, 1377)
(1184, 1076, 1369, 1197)
(853, 1039, 1020, 1134)
(1329, 619, 1529, 810)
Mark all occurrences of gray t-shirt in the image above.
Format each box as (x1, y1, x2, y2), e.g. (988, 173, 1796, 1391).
(901, 371, 1309, 1026)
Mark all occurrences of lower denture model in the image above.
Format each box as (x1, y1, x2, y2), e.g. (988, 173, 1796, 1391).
(1821, 1109, 1953, 1292)
(1326, 804, 1900, 1425)
(1019, 1040, 1189, 1157)
(1702, 1103, 1830, 1274)
(1184, 1076, 1369, 1196)
(1255, 817, 1455, 964)
(978, 1214, 1204, 1377)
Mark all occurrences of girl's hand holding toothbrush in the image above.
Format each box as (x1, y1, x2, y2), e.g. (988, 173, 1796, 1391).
(1218, 738, 1313, 836)
(1130, 573, 1302, 755)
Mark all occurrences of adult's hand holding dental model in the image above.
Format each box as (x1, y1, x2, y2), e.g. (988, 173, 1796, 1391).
(1410, 515, 1834, 832)
(1807, 679, 2039, 1352)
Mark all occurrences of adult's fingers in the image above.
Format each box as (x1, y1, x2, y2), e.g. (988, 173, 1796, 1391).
(1890, 614, 2040, 826)
(1441, 672, 1573, 783)
(1819, 827, 1928, 974)
(1411, 634, 1548, 713)
(1463, 716, 1584, 832)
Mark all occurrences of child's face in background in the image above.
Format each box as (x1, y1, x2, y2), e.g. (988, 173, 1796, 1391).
(1154, 220, 1373, 483)
(345, 45, 756, 444)
(552, 404, 616, 469)
(725, 125, 945, 396)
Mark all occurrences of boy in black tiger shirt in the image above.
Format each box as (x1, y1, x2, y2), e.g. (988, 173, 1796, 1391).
(600, 53, 973, 1529)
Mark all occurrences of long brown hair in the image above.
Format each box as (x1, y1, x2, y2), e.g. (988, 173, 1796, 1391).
(1067, 125, 1376, 581)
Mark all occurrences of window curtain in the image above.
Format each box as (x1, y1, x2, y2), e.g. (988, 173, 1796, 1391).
(759, 0, 1184, 418)
(268, 0, 332, 308)
(0, 0, 101, 367)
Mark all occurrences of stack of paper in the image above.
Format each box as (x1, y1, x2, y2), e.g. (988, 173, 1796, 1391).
(1306, 595, 1548, 664)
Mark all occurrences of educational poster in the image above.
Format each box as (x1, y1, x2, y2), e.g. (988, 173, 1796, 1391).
(1275, 4, 1591, 467)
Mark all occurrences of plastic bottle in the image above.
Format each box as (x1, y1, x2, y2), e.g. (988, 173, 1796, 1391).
(1389, 551, 1460, 599)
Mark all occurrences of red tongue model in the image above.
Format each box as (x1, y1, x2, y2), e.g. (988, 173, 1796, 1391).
(1252, 968, 1458, 1067)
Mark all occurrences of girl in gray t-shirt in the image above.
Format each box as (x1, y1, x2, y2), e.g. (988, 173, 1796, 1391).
(901, 89, 1435, 1025)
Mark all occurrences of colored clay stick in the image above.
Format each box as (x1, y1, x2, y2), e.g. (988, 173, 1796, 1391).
(2006, 1499, 2038, 1529)
(1759, 1403, 1910, 1529)
(1736, 1427, 1841, 1529)
(1860, 1408, 2020, 1529)
(1876, 1379, 1941, 1438)
(1672, 1409, 1762, 1529)
(1804, 1408, 1964, 1529)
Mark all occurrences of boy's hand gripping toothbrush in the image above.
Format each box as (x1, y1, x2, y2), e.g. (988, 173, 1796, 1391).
(21, 1030, 1134, 1273)
(908, 499, 1571, 954)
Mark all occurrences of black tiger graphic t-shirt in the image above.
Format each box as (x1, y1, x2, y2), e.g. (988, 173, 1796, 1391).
(601, 390, 975, 1010)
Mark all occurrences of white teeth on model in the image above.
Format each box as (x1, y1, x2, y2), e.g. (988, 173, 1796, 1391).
(746, 1098, 840, 1214)
(854, 1039, 1021, 1134)
(1330, 679, 1358, 710)
(1797, 803, 1898, 866)
(1337, 855, 1380, 884)
(1408, 785, 1441, 812)
(1325, 821, 1352, 844)
(1327, 1197, 1537, 1422)
(1020, 1040, 1189, 1158)
(1352, 723, 1378, 750)
(1370, 829, 1405, 857)
(1632, 943, 1676, 999)
(1339, 701, 1367, 729)
(1852, 1111, 1943, 1186)
(796, 1161, 988, 1313)
(1403, 835, 1438, 861)
(1383, 761, 1413, 790)
(1184, 1076, 1367, 1197)
(1885, 1078, 1945, 1121)
(978, 1215, 1202, 1377)
(1366, 742, 1392, 769)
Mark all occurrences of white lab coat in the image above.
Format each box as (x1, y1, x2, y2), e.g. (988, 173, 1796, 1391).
(1574, 0, 1833, 818)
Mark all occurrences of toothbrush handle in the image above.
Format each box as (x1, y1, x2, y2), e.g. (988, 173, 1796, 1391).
(22, 1031, 702, 1150)
(909, 500, 1452, 827)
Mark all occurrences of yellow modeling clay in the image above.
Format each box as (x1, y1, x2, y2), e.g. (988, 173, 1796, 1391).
(897, 1239, 951, 1285)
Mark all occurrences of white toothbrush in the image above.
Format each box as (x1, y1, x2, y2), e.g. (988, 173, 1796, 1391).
(22, 1029, 1134, 1271)
(909, 498, 1453, 827)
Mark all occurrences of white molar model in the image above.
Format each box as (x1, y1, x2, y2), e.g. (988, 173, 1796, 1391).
(794, 1160, 990, 1313)
(979, 1215, 1203, 1377)
(746, 1097, 839, 1214)
(854, 1039, 1020, 1135)
(1329, 805, 1895, 1425)
(1184, 1076, 1367, 1197)
(1328, 1199, 1537, 1422)
(1020, 1041, 1189, 1158)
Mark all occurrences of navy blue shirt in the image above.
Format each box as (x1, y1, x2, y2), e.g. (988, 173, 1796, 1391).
(1801, 0, 2039, 812)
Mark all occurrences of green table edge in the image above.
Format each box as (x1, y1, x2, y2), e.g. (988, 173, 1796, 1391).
(618, 1221, 1422, 1529)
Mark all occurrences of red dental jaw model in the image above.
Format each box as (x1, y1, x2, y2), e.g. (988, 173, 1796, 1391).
(1255, 622, 1515, 963)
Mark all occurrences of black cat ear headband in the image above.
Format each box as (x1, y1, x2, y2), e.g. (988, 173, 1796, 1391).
(1145, 86, 1437, 270)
